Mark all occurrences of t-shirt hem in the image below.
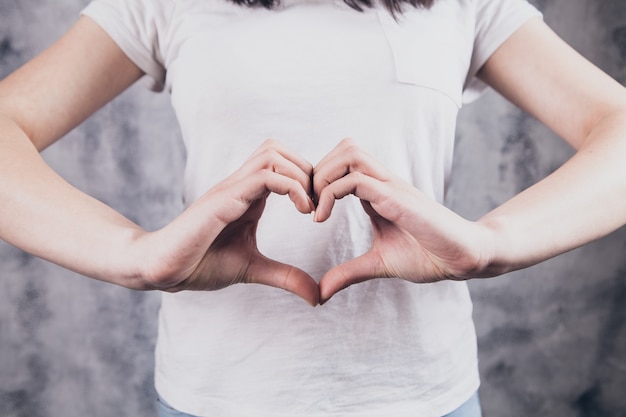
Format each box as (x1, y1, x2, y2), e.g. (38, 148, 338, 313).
(155, 373, 480, 417)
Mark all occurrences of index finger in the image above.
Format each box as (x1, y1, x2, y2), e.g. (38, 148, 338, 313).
(248, 139, 314, 177)
(313, 138, 392, 201)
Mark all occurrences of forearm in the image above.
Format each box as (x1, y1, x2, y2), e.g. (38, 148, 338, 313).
(477, 111, 626, 276)
(0, 115, 149, 289)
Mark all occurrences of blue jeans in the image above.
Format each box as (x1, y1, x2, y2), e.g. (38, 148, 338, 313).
(158, 392, 482, 417)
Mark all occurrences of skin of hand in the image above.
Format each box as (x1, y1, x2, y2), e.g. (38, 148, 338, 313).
(134, 139, 320, 306)
(313, 139, 493, 303)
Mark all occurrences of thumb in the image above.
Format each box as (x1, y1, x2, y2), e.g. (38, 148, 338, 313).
(247, 254, 320, 307)
(319, 251, 382, 304)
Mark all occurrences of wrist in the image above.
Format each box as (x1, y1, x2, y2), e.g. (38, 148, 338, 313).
(471, 215, 518, 278)
(127, 224, 198, 292)
(110, 226, 161, 291)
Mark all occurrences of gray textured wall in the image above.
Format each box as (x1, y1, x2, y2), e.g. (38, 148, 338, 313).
(0, 0, 625, 416)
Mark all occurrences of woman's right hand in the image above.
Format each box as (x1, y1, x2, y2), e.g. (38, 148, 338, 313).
(0, 19, 319, 304)
(136, 139, 320, 306)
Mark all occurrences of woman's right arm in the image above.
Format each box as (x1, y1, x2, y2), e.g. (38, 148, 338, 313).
(0, 16, 148, 287)
(0, 17, 320, 304)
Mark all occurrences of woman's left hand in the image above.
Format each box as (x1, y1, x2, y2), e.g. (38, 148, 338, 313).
(313, 139, 495, 303)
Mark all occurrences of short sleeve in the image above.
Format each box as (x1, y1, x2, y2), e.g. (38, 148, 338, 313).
(463, 0, 543, 104)
(81, 0, 172, 92)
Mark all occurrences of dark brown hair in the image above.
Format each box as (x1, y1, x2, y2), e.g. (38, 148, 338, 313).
(231, 0, 434, 16)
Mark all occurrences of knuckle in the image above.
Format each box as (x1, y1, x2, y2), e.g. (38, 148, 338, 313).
(348, 171, 364, 182)
(342, 138, 360, 154)
(259, 168, 273, 181)
(262, 138, 280, 149)
(313, 172, 328, 188)
(259, 149, 281, 170)
(340, 137, 356, 147)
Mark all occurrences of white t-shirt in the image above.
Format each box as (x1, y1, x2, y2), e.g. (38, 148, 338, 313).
(82, 0, 541, 416)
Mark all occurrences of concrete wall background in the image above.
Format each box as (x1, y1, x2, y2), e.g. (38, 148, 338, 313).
(0, 0, 624, 416)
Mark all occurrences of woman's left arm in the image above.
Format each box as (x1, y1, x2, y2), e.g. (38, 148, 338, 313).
(475, 17, 626, 274)
(314, 18, 626, 302)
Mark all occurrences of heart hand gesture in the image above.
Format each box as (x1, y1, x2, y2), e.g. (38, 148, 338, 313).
(136, 138, 492, 307)
(313, 139, 492, 303)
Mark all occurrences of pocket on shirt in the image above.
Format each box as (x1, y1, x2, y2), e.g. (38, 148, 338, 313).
(377, 7, 471, 108)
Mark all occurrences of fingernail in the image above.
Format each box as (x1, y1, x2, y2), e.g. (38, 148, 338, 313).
(307, 296, 319, 307)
